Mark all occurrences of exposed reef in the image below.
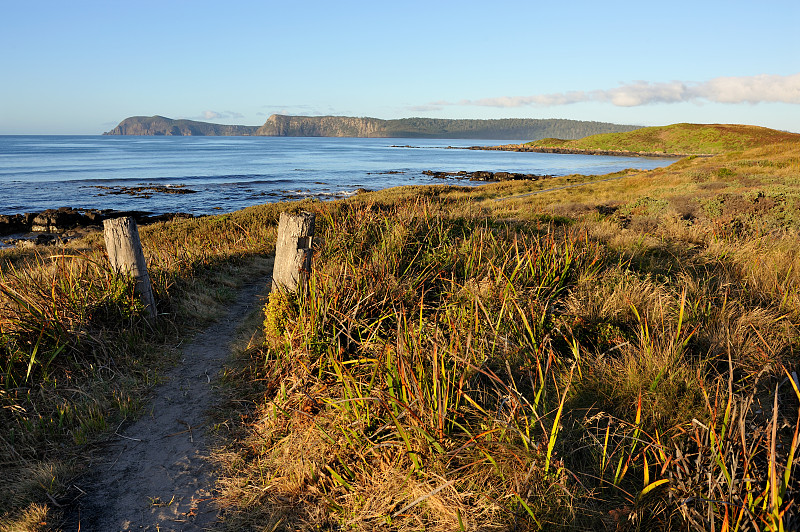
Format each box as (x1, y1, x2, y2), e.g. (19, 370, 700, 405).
(422, 170, 552, 181)
(0, 207, 193, 246)
(464, 144, 696, 158)
(90, 184, 198, 198)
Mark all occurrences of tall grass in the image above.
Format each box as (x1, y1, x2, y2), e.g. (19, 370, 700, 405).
(0, 203, 283, 528)
(1, 253, 143, 386)
(0, 248, 153, 527)
(214, 193, 800, 531)
(3, 132, 800, 529)
(222, 198, 604, 529)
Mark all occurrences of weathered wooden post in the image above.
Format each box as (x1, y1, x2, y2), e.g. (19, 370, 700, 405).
(272, 211, 316, 293)
(103, 217, 157, 318)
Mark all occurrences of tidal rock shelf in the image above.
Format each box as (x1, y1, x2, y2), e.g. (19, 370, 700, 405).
(90, 184, 198, 198)
(422, 170, 553, 181)
(1, 207, 193, 247)
(463, 144, 702, 158)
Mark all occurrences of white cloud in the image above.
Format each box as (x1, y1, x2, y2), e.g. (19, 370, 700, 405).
(441, 73, 800, 109)
(697, 73, 800, 104)
(469, 91, 591, 107)
(598, 81, 690, 106)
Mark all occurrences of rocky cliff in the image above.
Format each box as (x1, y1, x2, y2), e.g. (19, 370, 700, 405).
(256, 115, 640, 140)
(104, 114, 640, 140)
(103, 116, 259, 136)
(256, 115, 387, 137)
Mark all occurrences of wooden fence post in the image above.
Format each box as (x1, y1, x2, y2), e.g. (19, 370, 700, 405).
(272, 211, 316, 293)
(103, 217, 157, 318)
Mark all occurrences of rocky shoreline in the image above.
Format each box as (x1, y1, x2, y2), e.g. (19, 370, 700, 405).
(422, 169, 553, 181)
(461, 144, 704, 158)
(1, 207, 193, 247)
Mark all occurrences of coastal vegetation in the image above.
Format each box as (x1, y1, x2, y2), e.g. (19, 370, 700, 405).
(2, 123, 800, 530)
(525, 122, 800, 155)
(255, 114, 640, 140)
(105, 114, 640, 140)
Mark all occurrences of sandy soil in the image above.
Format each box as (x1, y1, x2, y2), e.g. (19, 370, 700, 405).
(62, 280, 268, 531)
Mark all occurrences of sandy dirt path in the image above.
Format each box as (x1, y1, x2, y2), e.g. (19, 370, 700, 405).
(63, 279, 268, 531)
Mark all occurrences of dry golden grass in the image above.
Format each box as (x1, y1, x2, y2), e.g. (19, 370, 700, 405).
(209, 135, 800, 530)
(0, 204, 283, 527)
(3, 127, 800, 530)
(0, 503, 50, 532)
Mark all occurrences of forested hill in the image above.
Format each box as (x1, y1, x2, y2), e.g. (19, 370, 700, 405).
(256, 115, 640, 139)
(103, 116, 259, 136)
(104, 114, 640, 139)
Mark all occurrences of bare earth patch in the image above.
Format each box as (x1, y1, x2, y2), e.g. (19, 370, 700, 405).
(63, 280, 268, 531)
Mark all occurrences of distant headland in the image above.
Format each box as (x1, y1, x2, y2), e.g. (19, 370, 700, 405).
(104, 114, 640, 140)
(103, 116, 259, 136)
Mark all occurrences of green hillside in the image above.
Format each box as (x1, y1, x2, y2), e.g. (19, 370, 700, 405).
(526, 122, 800, 154)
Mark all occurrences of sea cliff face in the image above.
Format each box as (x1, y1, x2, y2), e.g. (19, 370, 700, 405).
(256, 115, 641, 139)
(104, 114, 641, 140)
(103, 116, 259, 136)
(256, 115, 387, 137)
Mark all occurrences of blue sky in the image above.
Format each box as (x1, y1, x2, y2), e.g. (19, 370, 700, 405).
(1, 0, 798, 134)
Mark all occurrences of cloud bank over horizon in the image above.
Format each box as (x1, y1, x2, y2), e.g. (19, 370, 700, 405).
(428, 73, 800, 111)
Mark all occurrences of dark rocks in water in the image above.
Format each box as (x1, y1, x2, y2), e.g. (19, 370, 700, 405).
(422, 170, 552, 182)
(465, 144, 690, 158)
(90, 184, 198, 198)
(0, 207, 194, 238)
(31, 207, 91, 232)
(0, 213, 34, 235)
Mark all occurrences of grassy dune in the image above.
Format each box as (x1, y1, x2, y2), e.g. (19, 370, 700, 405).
(2, 123, 800, 531)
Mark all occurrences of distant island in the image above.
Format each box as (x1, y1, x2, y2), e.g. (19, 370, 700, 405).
(104, 114, 640, 140)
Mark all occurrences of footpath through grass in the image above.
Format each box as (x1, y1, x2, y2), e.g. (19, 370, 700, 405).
(0, 203, 286, 531)
(2, 123, 800, 531)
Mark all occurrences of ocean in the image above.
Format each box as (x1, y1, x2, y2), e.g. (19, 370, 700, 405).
(0, 136, 679, 216)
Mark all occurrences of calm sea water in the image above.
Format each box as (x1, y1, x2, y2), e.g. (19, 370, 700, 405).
(0, 136, 678, 216)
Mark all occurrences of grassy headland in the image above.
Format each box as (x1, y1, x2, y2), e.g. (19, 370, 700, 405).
(2, 123, 800, 531)
(523, 122, 800, 156)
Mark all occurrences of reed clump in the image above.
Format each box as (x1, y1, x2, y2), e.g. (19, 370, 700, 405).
(214, 188, 800, 531)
